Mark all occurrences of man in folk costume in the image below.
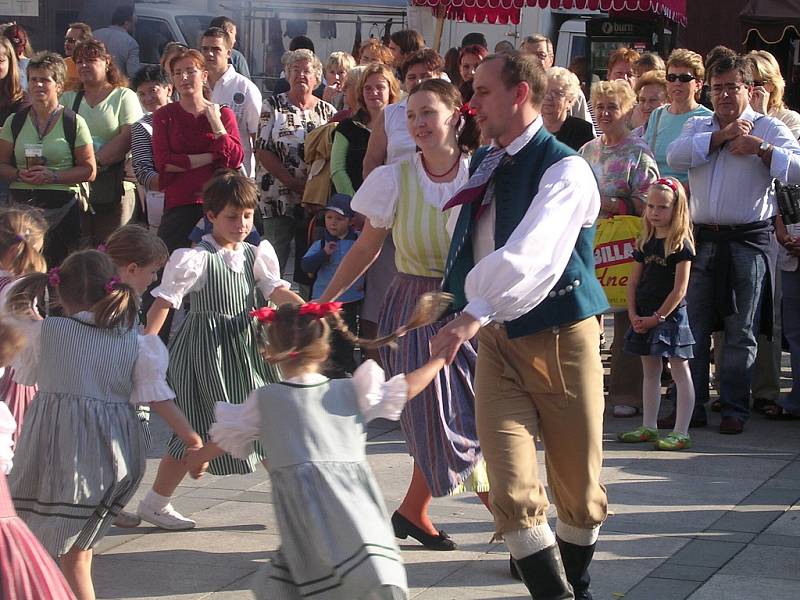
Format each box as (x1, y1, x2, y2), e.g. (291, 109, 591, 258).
(431, 52, 608, 599)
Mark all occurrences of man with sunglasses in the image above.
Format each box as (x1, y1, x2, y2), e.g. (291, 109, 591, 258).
(668, 52, 800, 435)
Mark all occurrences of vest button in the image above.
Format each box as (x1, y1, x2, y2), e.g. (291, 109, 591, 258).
(558, 289, 566, 296)
(566, 285, 574, 292)
(573, 279, 581, 287)
(548, 291, 557, 298)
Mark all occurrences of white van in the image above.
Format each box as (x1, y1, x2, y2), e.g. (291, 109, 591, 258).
(133, 3, 215, 66)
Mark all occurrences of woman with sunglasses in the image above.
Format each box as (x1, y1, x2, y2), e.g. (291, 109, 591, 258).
(643, 49, 711, 188)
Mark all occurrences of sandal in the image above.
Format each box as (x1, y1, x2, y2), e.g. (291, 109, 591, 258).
(764, 405, 800, 420)
(617, 426, 658, 443)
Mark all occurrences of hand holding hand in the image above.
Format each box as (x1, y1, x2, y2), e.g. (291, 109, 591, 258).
(20, 166, 56, 185)
(720, 119, 753, 143)
(429, 313, 481, 365)
(183, 445, 209, 479)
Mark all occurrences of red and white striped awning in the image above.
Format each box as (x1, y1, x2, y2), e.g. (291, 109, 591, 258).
(411, 1, 687, 27)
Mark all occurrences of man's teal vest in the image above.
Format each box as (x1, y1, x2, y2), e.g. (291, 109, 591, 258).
(443, 126, 609, 339)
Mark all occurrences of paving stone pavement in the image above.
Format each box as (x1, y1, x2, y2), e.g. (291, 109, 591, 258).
(91, 347, 800, 599)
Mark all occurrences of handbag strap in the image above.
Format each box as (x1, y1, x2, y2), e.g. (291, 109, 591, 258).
(650, 105, 665, 154)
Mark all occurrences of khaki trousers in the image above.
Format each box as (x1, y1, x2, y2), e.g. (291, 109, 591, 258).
(475, 317, 608, 538)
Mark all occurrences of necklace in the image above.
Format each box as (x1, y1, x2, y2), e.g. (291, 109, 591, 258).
(31, 105, 62, 141)
(420, 152, 461, 178)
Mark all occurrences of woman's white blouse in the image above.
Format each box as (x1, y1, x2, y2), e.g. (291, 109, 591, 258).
(210, 360, 409, 460)
(0, 401, 14, 474)
(10, 312, 174, 406)
(352, 154, 469, 229)
(152, 235, 290, 309)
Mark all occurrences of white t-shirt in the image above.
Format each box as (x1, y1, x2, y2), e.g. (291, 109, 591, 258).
(210, 65, 263, 177)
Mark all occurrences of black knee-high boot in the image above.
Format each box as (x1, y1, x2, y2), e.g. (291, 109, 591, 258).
(556, 537, 595, 600)
(513, 544, 574, 600)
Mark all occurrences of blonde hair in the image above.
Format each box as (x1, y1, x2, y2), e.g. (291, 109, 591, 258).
(7, 250, 139, 330)
(325, 51, 356, 74)
(546, 66, 580, 103)
(0, 320, 23, 367)
(356, 62, 401, 113)
(105, 224, 168, 269)
(747, 50, 786, 112)
(590, 80, 636, 114)
(283, 49, 323, 87)
(639, 178, 694, 256)
(667, 48, 705, 81)
(0, 207, 47, 277)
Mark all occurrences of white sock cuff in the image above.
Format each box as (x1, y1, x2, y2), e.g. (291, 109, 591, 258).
(143, 490, 171, 510)
(504, 523, 556, 559)
(556, 520, 600, 546)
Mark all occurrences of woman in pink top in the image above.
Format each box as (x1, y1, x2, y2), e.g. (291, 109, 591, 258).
(152, 48, 243, 253)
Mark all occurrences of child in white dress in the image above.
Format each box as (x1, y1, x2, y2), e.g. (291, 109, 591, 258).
(186, 296, 451, 599)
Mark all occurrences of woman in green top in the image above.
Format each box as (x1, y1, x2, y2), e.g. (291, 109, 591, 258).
(0, 52, 95, 266)
(330, 62, 400, 197)
(61, 39, 143, 246)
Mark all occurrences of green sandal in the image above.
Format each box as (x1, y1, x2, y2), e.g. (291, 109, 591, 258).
(656, 432, 692, 451)
(617, 426, 658, 443)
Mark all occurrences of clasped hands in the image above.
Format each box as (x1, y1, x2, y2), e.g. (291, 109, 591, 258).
(718, 119, 763, 156)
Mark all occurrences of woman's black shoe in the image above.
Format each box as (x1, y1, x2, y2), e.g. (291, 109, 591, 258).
(391, 511, 457, 551)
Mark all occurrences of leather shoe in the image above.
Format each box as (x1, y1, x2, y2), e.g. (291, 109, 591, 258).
(719, 416, 744, 434)
(391, 511, 457, 551)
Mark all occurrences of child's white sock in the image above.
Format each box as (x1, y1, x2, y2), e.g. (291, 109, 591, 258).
(142, 490, 171, 510)
(641, 356, 663, 430)
(670, 358, 695, 435)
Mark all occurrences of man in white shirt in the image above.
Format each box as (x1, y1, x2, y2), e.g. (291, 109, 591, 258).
(667, 53, 800, 434)
(93, 5, 140, 78)
(201, 27, 262, 178)
(432, 52, 607, 600)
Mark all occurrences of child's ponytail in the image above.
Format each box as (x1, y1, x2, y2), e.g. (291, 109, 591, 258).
(93, 278, 140, 330)
(0, 208, 47, 277)
(5, 272, 51, 318)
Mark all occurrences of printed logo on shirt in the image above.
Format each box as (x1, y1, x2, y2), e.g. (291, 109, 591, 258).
(233, 92, 245, 105)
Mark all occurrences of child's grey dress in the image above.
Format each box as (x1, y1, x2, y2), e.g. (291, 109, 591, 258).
(210, 360, 409, 600)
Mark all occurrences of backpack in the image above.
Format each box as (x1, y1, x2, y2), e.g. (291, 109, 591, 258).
(10, 92, 81, 167)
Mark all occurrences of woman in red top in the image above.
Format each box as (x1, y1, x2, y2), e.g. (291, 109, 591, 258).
(152, 48, 242, 252)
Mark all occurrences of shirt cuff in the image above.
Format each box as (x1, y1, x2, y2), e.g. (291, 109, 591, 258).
(464, 298, 495, 327)
(770, 144, 792, 181)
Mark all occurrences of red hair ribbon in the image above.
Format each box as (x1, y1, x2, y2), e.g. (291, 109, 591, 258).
(460, 103, 476, 117)
(104, 276, 120, 294)
(288, 351, 300, 359)
(655, 177, 679, 195)
(298, 301, 343, 318)
(250, 306, 278, 323)
(47, 267, 61, 287)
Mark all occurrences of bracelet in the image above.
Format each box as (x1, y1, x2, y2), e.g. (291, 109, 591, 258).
(654, 312, 666, 323)
(213, 129, 226, 136)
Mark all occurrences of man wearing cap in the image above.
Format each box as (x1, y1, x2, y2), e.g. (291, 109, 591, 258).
(301, 194, 364, 375)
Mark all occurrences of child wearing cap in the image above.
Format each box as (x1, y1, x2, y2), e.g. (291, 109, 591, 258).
(301, 194, 365, 376)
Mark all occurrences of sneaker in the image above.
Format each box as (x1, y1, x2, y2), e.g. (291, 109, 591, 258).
(113, 510, 141, 528)
(656, 432, 692, 451)
(137, 500, 196, 530)
(617, 426, 658, 443)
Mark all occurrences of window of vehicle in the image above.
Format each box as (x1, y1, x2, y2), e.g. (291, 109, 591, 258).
(136, 17, 175, 65)
(176, 15, 214, 49)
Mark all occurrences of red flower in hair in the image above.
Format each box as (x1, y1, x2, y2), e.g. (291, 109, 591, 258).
(460, 103, 476, 117)
(298, 302, 343, 318)
(250, 306, 278, 322)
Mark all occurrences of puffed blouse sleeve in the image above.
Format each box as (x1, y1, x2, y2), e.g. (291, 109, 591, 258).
(150, 248, 208, 309)
(130, 335, 175, 406)
(352, 359, 409, 422)
(350, 163, 400, 229)
(10, 319, 42, 387)
(253, 240, 291, 299)
(209, 394, 261, 459)
(0, 401, 15, 474)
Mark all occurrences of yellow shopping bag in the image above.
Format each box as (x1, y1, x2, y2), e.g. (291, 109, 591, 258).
(593, 215, 642, 310)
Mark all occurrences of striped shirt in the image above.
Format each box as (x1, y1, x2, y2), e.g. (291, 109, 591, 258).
(131, 112, 157, 191)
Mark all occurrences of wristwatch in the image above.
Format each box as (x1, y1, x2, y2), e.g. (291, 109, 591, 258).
(654, 312, 667, 323)
(758, 140, 771, 157)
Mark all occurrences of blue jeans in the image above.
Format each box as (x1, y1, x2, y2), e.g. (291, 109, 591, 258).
(779, 268, 800, 414)
(687, 240, 767, 422)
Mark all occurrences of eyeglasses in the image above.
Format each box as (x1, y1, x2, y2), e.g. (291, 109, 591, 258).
(173, 68, 200, 79)
(545, 89, 568, 99)
(710, 83, 746, 96)
(64, 37, 79, 44)
(752, 80, 766, 87)
(666, 73, 696, 83)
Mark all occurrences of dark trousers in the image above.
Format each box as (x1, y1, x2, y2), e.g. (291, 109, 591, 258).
(10, 188, 80, 267)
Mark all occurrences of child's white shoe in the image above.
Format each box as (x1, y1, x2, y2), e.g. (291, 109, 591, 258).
(137, 500, 196, 530)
